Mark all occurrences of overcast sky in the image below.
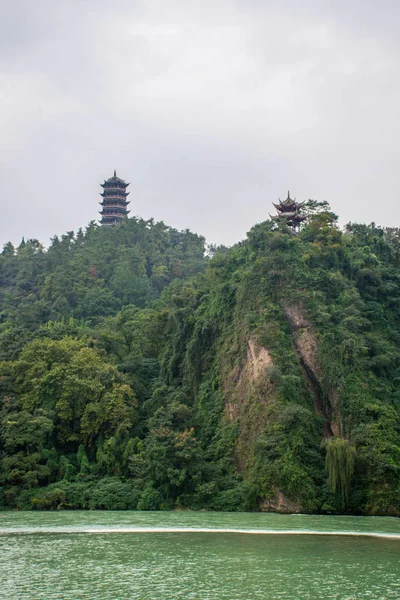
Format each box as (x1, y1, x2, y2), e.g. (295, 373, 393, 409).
(1, 1, 400, 247)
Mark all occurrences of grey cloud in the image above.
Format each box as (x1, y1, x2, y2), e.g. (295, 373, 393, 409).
(1, 1, 400, 247)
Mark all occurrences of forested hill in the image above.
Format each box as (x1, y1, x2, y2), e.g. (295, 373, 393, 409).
(1, 207, 400, 515)
(0, 218, 206, 355)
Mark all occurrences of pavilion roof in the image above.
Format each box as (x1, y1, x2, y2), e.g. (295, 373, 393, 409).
(273, 191, 305, 210)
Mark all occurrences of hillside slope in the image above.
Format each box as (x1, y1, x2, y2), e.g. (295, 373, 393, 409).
(1, 210, 400, 514)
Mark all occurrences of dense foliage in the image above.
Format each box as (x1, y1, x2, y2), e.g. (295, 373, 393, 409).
(1, 209, 400, 514)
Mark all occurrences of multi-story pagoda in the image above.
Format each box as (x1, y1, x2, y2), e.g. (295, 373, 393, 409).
(99, 170, 130, 226)
(272, 191, 306, 231)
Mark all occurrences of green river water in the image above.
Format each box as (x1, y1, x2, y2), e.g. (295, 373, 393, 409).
(1, 511, 400, 599)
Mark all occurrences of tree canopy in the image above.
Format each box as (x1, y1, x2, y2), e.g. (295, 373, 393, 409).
(1, 210, 400, 514)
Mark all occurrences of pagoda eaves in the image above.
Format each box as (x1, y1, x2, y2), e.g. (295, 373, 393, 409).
(99, 170, 131, 226)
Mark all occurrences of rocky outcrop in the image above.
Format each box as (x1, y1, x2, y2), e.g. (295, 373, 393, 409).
(224, 337, 277, 478)
(260, 490, 303, 514)
(247, 338, 273, 380)
(225, 338, 273, 423)
(282, 302, 341, 437)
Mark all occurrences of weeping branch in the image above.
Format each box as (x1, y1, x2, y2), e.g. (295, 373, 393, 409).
(326, 437, 356, 507)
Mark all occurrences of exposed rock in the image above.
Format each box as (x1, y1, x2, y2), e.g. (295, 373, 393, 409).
(225, 338, 273, 423)
(224, 337, 277, 474)
(283, 303, 322, 382)
(282, 302, 340, 437)
(247, 338, 273, 380)
(260, 490, 303, 514)
(282, 304, 310, 330)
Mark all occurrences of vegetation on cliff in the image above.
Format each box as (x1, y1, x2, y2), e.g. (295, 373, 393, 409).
(1, 208, 400, 514)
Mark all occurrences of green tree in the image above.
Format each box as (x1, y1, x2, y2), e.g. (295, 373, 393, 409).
(325, 437, 356, 507)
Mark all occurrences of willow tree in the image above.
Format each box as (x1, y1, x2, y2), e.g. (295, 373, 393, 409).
(326, 437, 356, 507)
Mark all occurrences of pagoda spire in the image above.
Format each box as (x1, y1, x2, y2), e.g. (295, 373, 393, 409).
(99, 170, 130, 227)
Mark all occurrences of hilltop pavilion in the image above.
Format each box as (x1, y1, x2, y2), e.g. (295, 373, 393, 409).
(272, 191, 306, 231)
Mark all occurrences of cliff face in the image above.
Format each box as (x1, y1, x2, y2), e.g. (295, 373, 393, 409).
(223, 337, 303, 512)
(202, 220, 400, 515)
(225, 338, 275, 464)
(222, 310, 332, 513)
(282, 302, 340, 438)
(225, 338, 273, 424)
